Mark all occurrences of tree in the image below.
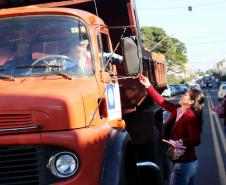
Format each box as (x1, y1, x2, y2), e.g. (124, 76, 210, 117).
(140, 26, 188, 72)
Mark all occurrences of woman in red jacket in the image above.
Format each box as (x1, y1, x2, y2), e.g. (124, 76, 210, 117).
(139, 75, 205, 185)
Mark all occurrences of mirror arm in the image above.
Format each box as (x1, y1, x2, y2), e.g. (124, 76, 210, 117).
(103, 52, 123, 65)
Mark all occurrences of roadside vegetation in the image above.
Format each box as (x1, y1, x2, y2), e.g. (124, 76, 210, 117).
(140, 26, 188, 73)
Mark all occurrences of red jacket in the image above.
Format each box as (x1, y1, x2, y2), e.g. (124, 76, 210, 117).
(147, 86, 201, 163)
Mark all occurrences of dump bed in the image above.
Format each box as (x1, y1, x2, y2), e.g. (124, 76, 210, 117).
(150, 52, 167, 89)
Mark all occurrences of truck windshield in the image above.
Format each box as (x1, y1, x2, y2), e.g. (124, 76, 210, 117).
(0, 15, 93, 77)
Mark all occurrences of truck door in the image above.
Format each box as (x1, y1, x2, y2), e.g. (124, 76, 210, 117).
(97, 33, 113, 80)
(97, 32, 122, 122)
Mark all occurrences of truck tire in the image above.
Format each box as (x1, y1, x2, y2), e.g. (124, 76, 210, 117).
(100, 129, 138, 185)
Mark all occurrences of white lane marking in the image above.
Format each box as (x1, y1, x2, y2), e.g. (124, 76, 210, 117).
(207, 93, 226, 185)
(208, 96, 226, 155)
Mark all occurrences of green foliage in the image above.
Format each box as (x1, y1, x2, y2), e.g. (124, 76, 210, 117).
(167, 74, 196, 84)
(185, 74, 196, 83)
(140, 26, 188, 71)
(141, 27, 167, 52)
(167, 75, 181, 84)
(197, 71, 205, 76)
(206, 69, 214, 75)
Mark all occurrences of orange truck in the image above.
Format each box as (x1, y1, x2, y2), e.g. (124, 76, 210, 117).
(0, 0, 168, 185)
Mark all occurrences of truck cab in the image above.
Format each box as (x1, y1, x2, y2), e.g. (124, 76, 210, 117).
(0, 1, 168, 185)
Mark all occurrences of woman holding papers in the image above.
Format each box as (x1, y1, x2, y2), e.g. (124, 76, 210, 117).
(139, 75, 204, 185)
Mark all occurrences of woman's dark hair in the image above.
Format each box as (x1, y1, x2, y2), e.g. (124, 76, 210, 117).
(188, 87, 205, 130)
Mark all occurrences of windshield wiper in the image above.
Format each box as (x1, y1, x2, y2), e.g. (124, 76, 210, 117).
(52, 71, 72, 80)
(15, 64, 61, 70)
(0, 74, 15, 81)
(16, 65, 72, 80)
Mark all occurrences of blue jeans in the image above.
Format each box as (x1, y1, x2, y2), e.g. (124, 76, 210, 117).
(170, 160, 199, 185)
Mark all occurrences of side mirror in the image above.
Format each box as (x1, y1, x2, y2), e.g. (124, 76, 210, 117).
(121, 37, 140, 76)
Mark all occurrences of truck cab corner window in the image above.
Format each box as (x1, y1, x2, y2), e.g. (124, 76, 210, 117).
(97, 33, 111, 72)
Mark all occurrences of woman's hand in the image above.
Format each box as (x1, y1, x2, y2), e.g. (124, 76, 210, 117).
(168, 146, 186, 160)
(139, 74, 151, 88)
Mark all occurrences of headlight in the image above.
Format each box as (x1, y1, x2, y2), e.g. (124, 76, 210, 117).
(47, 152, 79, 178)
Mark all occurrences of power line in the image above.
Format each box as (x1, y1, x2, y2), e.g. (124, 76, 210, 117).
(182, 31, 226, 39)
(188, 58, 225, 61)
(188, 61, 221, 63)
(137, 1, 226, 11)
(186, 40, 226, 45)
(147, 35, 170, 52)
(188, 55, 226, 58)
(191, 1, 226, 8)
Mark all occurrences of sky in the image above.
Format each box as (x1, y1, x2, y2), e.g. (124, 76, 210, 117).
(135, 0, 226, 72)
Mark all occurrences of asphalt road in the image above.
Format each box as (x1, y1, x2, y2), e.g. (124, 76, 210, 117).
(197, 89, 226, 185)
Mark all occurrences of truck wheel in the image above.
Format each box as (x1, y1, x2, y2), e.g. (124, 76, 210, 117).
(119, 141, 138, 185)
(100, 130, 138, 185)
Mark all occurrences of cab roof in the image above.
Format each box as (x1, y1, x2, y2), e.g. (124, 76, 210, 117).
(0, 6, 105, 26)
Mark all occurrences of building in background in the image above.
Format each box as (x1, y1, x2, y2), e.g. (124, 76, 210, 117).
(215, 58, 226, 76)
(167, 62, 194, 79)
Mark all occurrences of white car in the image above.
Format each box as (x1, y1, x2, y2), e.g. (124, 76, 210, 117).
(161, 86, 176, 97)
(220, 81, 226, 85)
(218, 84, 226, 100)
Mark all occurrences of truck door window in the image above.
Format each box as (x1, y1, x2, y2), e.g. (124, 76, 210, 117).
(0, 15, 94, 77)
(97, 33, 111, 71)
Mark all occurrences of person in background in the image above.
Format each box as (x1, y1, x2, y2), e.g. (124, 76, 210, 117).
(139, 74, 205, 185)
(67, 40, 92, 74)
(3, 42, 31, 75)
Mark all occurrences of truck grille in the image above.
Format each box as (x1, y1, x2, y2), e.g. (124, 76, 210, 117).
(0, 146, 42, 185)
(0, 113, 33, 129)
(0, 145, 70, 185)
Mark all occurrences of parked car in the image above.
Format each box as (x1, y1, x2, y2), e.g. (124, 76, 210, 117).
(179, 84, 189, 93)
(206, 82, 212, 88)
(161, 85, 176, 97)
(189, 84, 202, 91)
(170, 84, 184, 95)
(218, 84, 226, 100)
(162, 109, 170, 124)
(200, 82, 206, 88)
